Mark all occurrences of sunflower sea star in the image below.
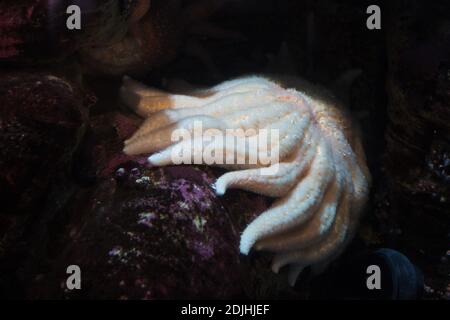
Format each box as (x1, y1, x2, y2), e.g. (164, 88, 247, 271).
(120, 75, 371, 285)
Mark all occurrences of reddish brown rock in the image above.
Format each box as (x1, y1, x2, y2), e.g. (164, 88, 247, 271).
(0, 0, 72, 63)
(0, 0, 134, 65)
(29, 163, 245, 299)
(0, 72, 89, 298)
(26, 111, 277, 299)
(376, 1, 450, 299)
(0, 72, 88, 212)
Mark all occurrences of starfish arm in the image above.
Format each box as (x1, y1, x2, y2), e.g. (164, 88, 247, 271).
(123, 115, 227, 155)
(209, 75, 280, 93)
(181, 90, 277, 115)
(146, 133, 267, 169)
(125, 109, 182, 145)
(270, 191, 351, 281)
(125, 95, 281, 145)
(239, 137, 335, 255)
(122, 76, 166, 97)
(121, 76, 280, 117)
(126, 104, 311, 164)
(259, 110, 310, 161)
(169, 76, 280, 97)
(120, 87, 206, 116)
(255, 176, 342, 252)
(223, 102, 293, 128)
(215, 168, 284, 197)
(214, 121, 318, 197)
(214, 161, 300, 197)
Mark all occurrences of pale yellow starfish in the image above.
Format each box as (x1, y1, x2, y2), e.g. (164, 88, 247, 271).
(120, 75, 371, 285)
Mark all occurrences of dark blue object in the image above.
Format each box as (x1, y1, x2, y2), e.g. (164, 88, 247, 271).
(310, 248, 424, 300)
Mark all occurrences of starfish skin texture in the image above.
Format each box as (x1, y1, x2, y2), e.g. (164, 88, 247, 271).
(120, 75, 371, 285)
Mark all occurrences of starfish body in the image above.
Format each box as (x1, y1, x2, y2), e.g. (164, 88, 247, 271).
(120, 75, 371, 285)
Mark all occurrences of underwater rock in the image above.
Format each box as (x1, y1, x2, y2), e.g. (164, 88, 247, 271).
(26, 111, 276, 299)
(0, 72, 88, 297)
(79, 0, 246, 76)
(29, 162, 244, 299)
(0, 72, 88, 212)
(0, 0, 131, 65)
(0, 71, 86, 242)
(379, 1, 450, 299)
(0, 0, 74, 63)
(80, 0, 181, 75)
